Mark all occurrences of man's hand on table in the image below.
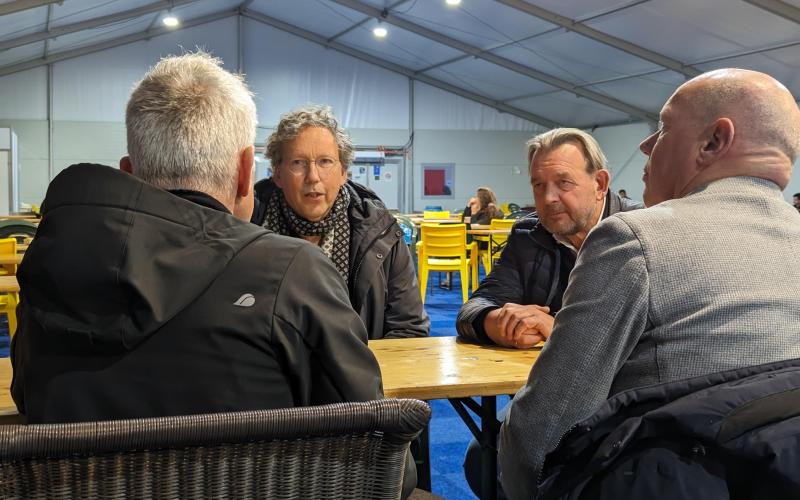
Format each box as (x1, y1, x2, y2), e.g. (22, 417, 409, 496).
(483, 303, 554, 348)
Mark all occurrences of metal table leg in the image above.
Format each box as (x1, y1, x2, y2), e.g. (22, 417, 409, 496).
(480, 395, 497, 500)
(449, 396, 499, 500)
(411, 422, 432, 491)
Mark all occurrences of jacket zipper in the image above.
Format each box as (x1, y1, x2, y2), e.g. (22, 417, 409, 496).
(537, 423, 580, 487)
(349, 221, 395, 299)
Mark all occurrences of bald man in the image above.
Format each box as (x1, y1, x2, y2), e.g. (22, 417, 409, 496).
(498, 68, 800, 500)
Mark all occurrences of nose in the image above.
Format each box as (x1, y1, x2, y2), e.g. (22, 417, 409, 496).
(541, 183, 562, 204)
(639, 133, 656, 156)
(304, 161, 322, 183)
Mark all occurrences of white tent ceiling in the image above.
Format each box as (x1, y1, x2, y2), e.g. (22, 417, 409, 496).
(0, 0, 797, 128)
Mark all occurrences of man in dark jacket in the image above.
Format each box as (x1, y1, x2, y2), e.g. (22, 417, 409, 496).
(456, 128, 642, 349)
(11, 52, 383, 425)
(250, 105, 428, 340)
(459, 128, 643, 497)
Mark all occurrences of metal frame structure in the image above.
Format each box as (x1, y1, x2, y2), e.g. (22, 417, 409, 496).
(0, 0, 797, 128)
(329, 0, 658, 123)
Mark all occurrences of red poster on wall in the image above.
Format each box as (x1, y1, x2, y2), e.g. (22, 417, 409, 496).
(424, 169, 446, 195)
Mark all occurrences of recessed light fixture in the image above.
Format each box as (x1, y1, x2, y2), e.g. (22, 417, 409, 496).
(373, 25, 388, 38)
(446, 0, 461, 5)
(163, 15, 179, 27)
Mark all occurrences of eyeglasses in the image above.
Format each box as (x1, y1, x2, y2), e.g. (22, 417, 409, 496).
(284, 157, 340, 176)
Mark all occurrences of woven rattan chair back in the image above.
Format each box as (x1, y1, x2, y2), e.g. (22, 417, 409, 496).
(0, 398, 430, 499)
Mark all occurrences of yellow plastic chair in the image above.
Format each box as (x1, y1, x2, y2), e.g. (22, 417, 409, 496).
(416, 223, 478, 304)
(423, 210, 450, 220)
(0, 238, 18, 276)
(485, 218, 516, 273)
(0, 292, 17, 337)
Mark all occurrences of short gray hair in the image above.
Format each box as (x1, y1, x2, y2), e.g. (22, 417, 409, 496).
(125, 51, 257, 195)
(526, 128, 607, 174)
(266, 105, 354, 171)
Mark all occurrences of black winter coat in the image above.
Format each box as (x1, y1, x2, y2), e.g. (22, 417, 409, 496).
(12, 164, 384, 423)
(456, 191, 642, 342)
(251, 178, 429, 340)
(537, 358, 800, 500)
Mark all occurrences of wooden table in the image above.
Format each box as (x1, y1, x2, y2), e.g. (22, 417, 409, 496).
(0, 254, 23, 265)
(371, 336, 538, 399)
(0, 276, 19, 293)
(411, 217, 463, 226)
(0, 357, 13, 416)
(370, 336, 540, 499)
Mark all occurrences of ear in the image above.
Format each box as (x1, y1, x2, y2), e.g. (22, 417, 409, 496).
(271, 161, 285, 189)
(697, 118, 734, 168)
(119, 156, 133, 174)
(236, 146, 255, 198)
(594, 169, 610, 199)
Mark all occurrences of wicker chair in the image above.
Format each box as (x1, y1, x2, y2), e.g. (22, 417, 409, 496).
(0, 398, 431, 499)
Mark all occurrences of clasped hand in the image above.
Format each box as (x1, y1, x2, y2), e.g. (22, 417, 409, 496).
(484, 303, 554, 348)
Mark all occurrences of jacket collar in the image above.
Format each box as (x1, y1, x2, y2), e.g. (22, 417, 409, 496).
(168, 189, 230, 214)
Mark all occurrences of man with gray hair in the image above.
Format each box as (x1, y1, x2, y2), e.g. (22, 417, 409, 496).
(459, 128, 642, 497)
(499, 69, 800, 499)
(11, 52, 383, 424)
(457, 128, 642, 350)
(251, 104, 428, 340)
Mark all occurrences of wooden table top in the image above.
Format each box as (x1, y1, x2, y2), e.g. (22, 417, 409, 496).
(0, 255, 22, 265)
(0, 337, 541, 417)
(0, 276, 18, 293)
(0, 358, 13, 416)
(467, 229, 512, 235)
(370, 336, 540, 400)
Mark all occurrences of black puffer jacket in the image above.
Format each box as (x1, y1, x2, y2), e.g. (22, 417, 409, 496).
(252, 179, 429, 340)
(537, 358, 800, 500)
(456, 191, 642, 342)
(12, 164, 383, 424)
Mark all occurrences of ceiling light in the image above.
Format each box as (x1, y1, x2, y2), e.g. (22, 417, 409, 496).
(446, 0, 462, 5)
(373, 25, 387, 38)
(163, 15, 179, 27)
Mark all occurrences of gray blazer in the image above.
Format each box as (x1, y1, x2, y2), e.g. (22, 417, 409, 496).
(499, 176, 800, 500)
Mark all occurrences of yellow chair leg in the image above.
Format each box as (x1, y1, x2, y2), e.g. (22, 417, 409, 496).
(471, 253, 479, 292)
(6, 293, 16, 338)
(419, 265, 429, 304)
(460, 262, 469, 304)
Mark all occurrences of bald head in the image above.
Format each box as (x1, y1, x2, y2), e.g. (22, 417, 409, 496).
(640, 69, 800, 206)
(675, 69, 800, 164)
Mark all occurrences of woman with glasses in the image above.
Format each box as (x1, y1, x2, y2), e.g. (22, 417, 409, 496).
(251, 105, 429, 340)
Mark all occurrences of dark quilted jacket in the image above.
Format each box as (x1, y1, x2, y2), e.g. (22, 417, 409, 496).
(456, 191, 642, 343)
(537, 358, 800, 500)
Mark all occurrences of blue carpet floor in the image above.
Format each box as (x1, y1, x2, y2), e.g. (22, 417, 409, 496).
(0, 273, 500, 499)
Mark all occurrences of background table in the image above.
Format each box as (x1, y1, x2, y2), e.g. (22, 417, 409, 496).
(0, 358, 13, 416)
(371, 336, 540, 499)
(0, 276, 19, 293)
(0, 255, 23, 266)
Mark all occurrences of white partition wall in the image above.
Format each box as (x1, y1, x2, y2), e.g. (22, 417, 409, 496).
(0, 128, 19, 215)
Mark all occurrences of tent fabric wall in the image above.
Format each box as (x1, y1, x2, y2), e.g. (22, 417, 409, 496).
(243, 18, 409, 131)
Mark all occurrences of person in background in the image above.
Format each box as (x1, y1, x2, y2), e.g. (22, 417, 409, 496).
(793, 192, 800, 212)
(499, 68, 800, 500)
(618, 188, 628, 198)
(11, 52, 383, 425)
(251, 105, 428, 340)
(462, 186, 504, 225)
